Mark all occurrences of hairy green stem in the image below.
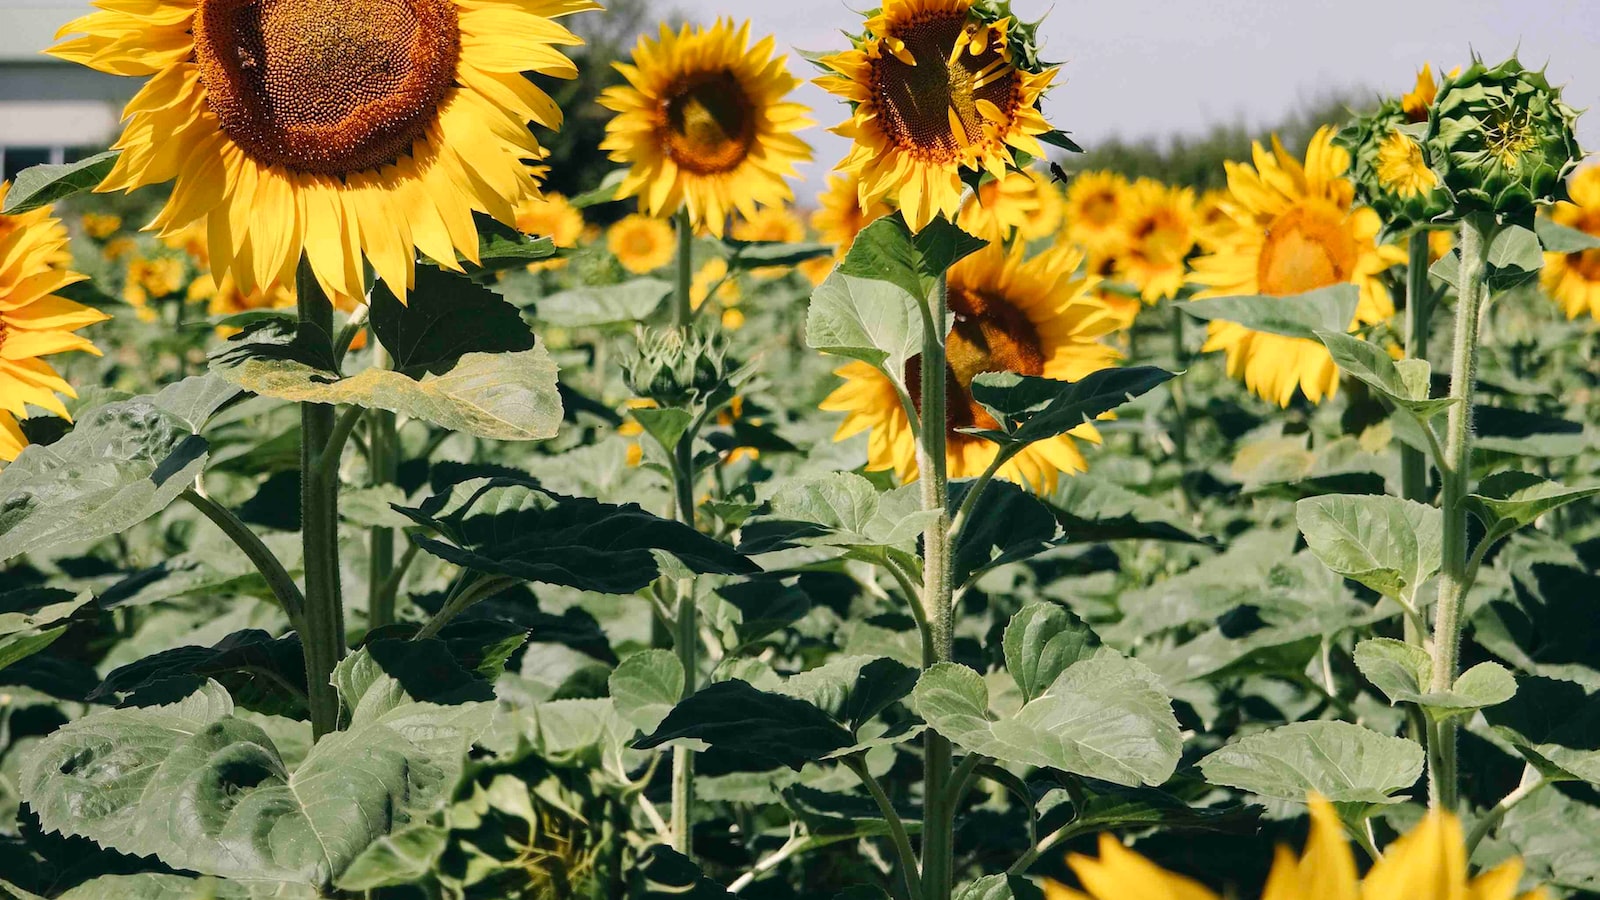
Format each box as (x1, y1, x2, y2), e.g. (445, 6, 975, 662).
(181, 488, 305, 629)
(917, 271, 955, 900)
(297, 258, 346, 740)
(671, 581, 697, 856)
(1429, 215, 1495, 810)
(1168, 303, 1188, 465)
(415, 574, 518, 640)
(366, 386, 399, 628)
(845, 755, 923, 899)
(1465, 764, 1546, 854)
(673, 210, 694, 327)
(1400, 234, 1433, 508)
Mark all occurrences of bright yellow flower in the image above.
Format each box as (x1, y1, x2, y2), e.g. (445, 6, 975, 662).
(816, 0, 1057, 233)
(959, 171, 1050, 243)
(1063, 171, 1132, 258)
(80, 212, 121, 240)
(102, 236, 137, 263)
(1193, 188, 1239, 251)
(821, 242, 1120, 490)
(1401, 64, 1448, 124)
(515, 192, 584, 272)
(51, 0, 597, 300)
(1046, 796, 1547, 900)
(805, 171, 894, 285)
(607, 214, 676, 274)
(127, 256, 187, 301)
(690, 258, 739, 310)
(721, 308, 746, 330)
(1376, 131, 1441, 199)
(732, 206, 806, 245)
(1542, 166, 1600, 319)
(1188, 127, 1404, 406)
(600, 19, 813, 238)
(161, 220, 209, 268)
(0, 183, 110, 461)
(1114, 179, 1198, 303)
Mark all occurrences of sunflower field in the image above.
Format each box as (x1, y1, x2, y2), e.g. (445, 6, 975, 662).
(3, 0, 1600, 898)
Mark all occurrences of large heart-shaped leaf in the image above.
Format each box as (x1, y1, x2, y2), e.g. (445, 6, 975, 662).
(395, 475, 757, 593)
(1296, 495, 1441, 605)
(515, 279, 670, 327)
(966, 367, 1175, 445)
(1182, 284, 1360, 339)
(369, 266, 535, 374)
(0, 376, 238, 562)
(835, 214, 987, 305)
(951, 481, 1061, 586)
(1353, 638, 1516, 721)
(806, 272, 927, 374)
(911, 656, 1181, 787)
(211, 323, 561, 442)
(609, 649, 685, 735)
(1198, 721, 1423, 810)
(91, 628, 308, 716)
(1502, 786, 1600, 892)
(21, 656, 490, 888)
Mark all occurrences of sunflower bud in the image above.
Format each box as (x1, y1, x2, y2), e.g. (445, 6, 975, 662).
(622, 326, 731, 408)
(1338, 101, 1452, 237)
(1425, 56, 1582, 223)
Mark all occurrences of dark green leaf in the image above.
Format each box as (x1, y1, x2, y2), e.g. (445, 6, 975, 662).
(631, 846, 734, 899)
(837, 214, 987, 304)
(952, 481, 1060, 585)
(91, 629, 307, 716)
(1002, 603, 1099, 703)
(1465, 472, 1600, 543)
(723, 240, 834, 271)
(369, 266, 535, 374)
(635, 679, 854, 771)
(1046, 475, 1213, 545)
(966, 367, 1176, 445)
(1483, 677, 1600, 784)
(1, 152, 118, 214)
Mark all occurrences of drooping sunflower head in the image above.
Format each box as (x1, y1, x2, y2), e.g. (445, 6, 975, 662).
(607, 214, 676, 275)
(817, 0, 1059, 233)
(1338, 99, 1451, 236)
(1046, 794, 1546, 900)
(1426, 55, 1583, 223)
(821, 242, 1121, 490)
(1542, 166, 1600, 320)
(0, 184, 110, 462)
(1063, 170, 1132, 257)
(1113, 179, 1198, 303)
(600, 19, 814, 238)
(51, 0, 598, 300)
(1189, 127, 1405, 407)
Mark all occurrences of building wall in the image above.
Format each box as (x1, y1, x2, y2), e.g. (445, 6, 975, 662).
(0, 62, 133, 181)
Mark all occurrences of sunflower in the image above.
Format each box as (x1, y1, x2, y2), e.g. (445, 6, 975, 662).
(515, 192, 583, 272)
(821, 242, 1120, 490)
(1542, 166, 1600, 319)
(1402, 64, 1442, 123)
(958, 170, 1053, 243)
(51, 0, 598, 300)
(690, 257, 741, 323)
(80, 213, 121, 240)
(1063, 170, 1132, 257)
(1193, 188, 1237, 251)
(0, 184, 110, 461)
(607, 214, 676, 274)
(804, 171, 893, 284)
(1046, 795, 1545, 900)
(817, 0, 1058, 233)
(1188, 127, 1404, 406)
(732, 205, 807, 278)
(600, 19, 813, 238)
(122, 255, 188, 322)
(1114, 179, 1197, 303)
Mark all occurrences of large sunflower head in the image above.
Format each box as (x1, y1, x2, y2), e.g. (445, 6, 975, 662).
(1188, 127, 1405, 407)
(607, 213, 676, 274)
(600, 19, 814, 238)
(1338, 98, 1452, 236)
(821, 242, 1120, 490)
(51, 0, 597, 300)
(1046, 794, 1545, 900)
(1542, 166, 1600, 320)
(816, 0, 1058, 233)
(1114, 179, 1197, 303)
(1063, 170, 1132, 257)
(1425, 55, 1583, 223)
(0, 184, 110, 461)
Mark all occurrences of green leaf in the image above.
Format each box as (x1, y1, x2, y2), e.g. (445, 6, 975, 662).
(0, 151, 118, 214)
(55, 874, 317, 899)
(631, 846, 735, 898)
(806, 271, 926, 372)
(609, 649, 685, 735)
(1472, 407, 1586, 458)
(91, 628, 308, 716)
(836, 214, 987, 304)
(1182, 284, 1360, 340)
(1295, 494, 1441, 604)
(1502, 786, 1600, 891)
(951, 481, 1060, 585)
(1198, 721, 1424, 810)
(1002, 603, 1099, 703)
(1316, 331, 1458, 420)
(911, 657, 1181, 787)
(334, 824, 448, 891)
(778, 655, 919, 734)
(461, 219, 557, 275)
(1464, 472, 1600, 544)
(395, 474, 756, 593)
(0, 589, 91, 673)
(1487, 224, 1545, 271)
(1045, 474, 1214, 545)
(632, 406, 694, 452)
(1036, 783, 1257, 836)
(20, 667, 489, 888)
(1484, 677, 1600, 784)
(211, 322, 561, 442)
(369, 266, 535, 373)
(520, 279, 670, 327)
(743, 473, 936, 553)
(966, 367, 1176, 445)
(635, 679, 855, 771)
(708, 577, 812, 648)
(0, 376, 237, 562)
(1535, 217, 1600, 252)
(1353, 638, 1516, 721)
(569, 169, 626, 209)
(723, 239, 834, 271)
(953, 875, 1045, 900)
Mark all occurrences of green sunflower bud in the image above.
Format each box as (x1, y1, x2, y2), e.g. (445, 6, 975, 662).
(1338, 100, 1453, 238)
(622, 325, 731, 408)
(1424, 56, 1583, 224)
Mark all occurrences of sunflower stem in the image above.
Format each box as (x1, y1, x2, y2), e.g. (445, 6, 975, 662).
(671, 580, 697, 857)
(1428, 214, 1495, 811)
(366, 343, 399, 630)
(673, 209, 694, 327)
(1400, 233, 1432, 508)
(1168, 302, 1188, 467)
(917, 270, 955, 900)
(296, 257, 346, 740)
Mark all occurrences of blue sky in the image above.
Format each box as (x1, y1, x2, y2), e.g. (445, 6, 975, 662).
(670, 0, 1600, 198)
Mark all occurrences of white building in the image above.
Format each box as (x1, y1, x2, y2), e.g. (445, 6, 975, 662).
(0, 1, 134, 181)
